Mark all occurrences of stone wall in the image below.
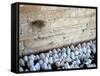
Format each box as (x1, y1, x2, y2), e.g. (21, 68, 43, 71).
(19, 5, 96, 56)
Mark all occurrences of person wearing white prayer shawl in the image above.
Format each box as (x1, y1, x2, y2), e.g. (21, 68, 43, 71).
(93, 40, 96, 44)
(58, 52, 62, 57)
(85, 45, 91, 58)
(89, 40, 93, 45)
(75, 47, 80, 56)
(89, 40, 96, 54)
(86, 48, 91, 58)
(66, 57, 72, 62)
(76, 58, 81, 65)
(55, 61, 61, 68)
(35, 62, 40, 71)
(48, 64, 52, 70)
(76, 44, 83, 59)
(19, 66, 24, 72)
(71, 61, 77, 68)
(64, 62, 70, 69)
(62, 57, 66, 63)
(23, 56, 28, 62)
(82, 43, 87, 54)
(42, 62, 48, 70)
(62, 48, 67, 52)
(57, 48, 61, 53)
(54, 57, 59, 63)
(55, 53, 58, 58)
(74, 47, 80, 59)
(91, 42, 96, 54)
(74, 64, 80, 68)
(53, 54, 59, 63)
(48, 50, 53, 57)
(77, 44, 83, 56)
(87, 42, 91, 47)
(67, 46, 71, 56)
(27, 59, 34, 68)
(71, 52, 75, 60)
(60, 60, 64, 67)
(81, 53, 86, 60)
(79, 64, 84, 68)
(86, 45, 91, 54)
(44, 57, 49, 64)
(62, 52, 67, 58)
(29, 54, 35, 61)
(25, 69, 29, 71)
(30, 65, 36, 71)
(70, 45, 75, 52)
(45, 53, 49, 58)
(86, 53, 91, 59)
(62, 66, 65, 69)
(40, 53, 45, 59)
(66, 55, 72, 62)
(85, 59, 92, 66)
(39, 59, 44, 67)
(35, 55, 40, 60)
(19, 58, 25, 66)
(53, 49, 57, 54)
(59, 56, 63, 62)
(48, 57, 53, 64)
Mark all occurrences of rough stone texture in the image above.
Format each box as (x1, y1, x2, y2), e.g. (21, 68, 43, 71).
(19, 5, 96, 56)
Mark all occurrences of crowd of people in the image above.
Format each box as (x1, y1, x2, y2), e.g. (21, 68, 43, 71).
(19, 40, 96, 72)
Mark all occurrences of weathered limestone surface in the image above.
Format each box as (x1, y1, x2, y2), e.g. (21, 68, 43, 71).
(19, 5, 96, 56)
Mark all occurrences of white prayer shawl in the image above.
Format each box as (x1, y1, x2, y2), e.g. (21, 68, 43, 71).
(29, 54, 35, 61)
(62, 48, 67, 52)
(40, 53, 45, 59)
(85, 59, 92, 66)
(57, 48, 61, 52)
(42, 63, 48, 70)
(82, 47, 87, 54)
(53, 49, 57, 54)
(74, 64, 79, 68)
(35, 55, 40, 60)
(67, 48, 71, 55)
(86, 52, 90, 58)
(64, 62, 70, 69)
(44, 57, 49, 64)
(19, 66, 24, 72)
(76, 59, 81, 65)
(27, 59, 34, 67)
(49, 57, 53, 64)
(48, 50, 52, 57)
(66, 56, 72, 62)
(62, 52, 67, 58)
(91, 44, 96, 54)
(75, 50, 79, 56)
(48, 64, 52, 70)
(30, 65, 36, 71)
(25, 69, 29, 71)
(56, 61, 61, 67)
(45, 53, 49, 58)
(35, 63, 40, 71)
(71, 52, 75, 60)
(54, 57, 59, 63)
(19, 58, 25, 66)
(23, 56, 28, 62)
